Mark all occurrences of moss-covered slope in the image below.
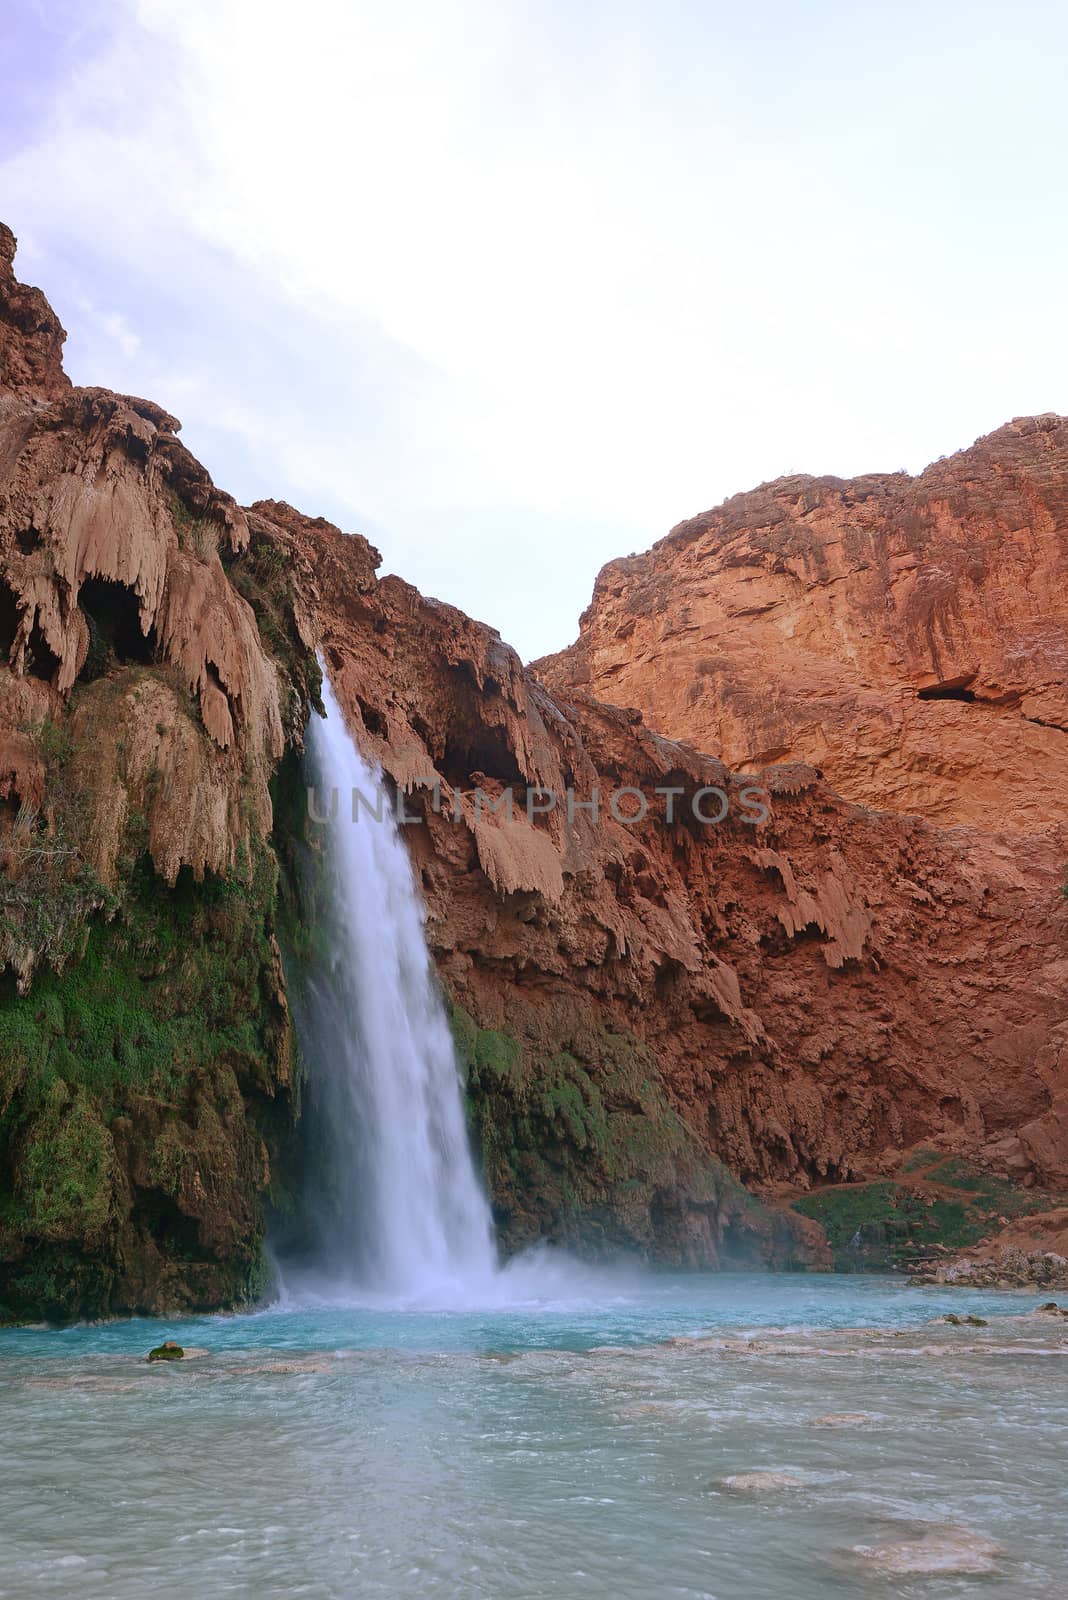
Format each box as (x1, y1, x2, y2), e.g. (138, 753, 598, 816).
(452, 1003, 817, 1268)
(790, 1150, 1068, 1273)
(0, 849, 297, 1321)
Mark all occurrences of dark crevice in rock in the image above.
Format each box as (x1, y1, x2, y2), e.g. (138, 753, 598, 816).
(0, 575, 21, 660)
(917, 677, 976, 702)
(26, 618, 60, 682)
(78, 577, 157, 679)
(355, 694, 388, 740)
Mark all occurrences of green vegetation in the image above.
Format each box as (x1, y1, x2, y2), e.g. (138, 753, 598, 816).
(0, 852, 281, 1102)
(791, 1153, 1060, 1272)
(226, 529, 322, 741)
(0, 714, 115, 975)
(0, 507, 321, 1325)
(450, 1005, 765, 1260)
(169, 493, 217, 561)
(900, 1147, 941, 1172)
(0, 842, 296, 1324)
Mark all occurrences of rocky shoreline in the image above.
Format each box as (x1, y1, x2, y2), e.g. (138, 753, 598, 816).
(909, 1208, 1068, 1288)
(911, 1249, 1068, 1291)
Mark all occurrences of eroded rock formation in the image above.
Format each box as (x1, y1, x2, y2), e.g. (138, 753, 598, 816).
(534, 417, 1068, 1250)
(1, 235, 287, 913)
(273, 503, 1067, 1242)
(0, 230, 309, 1319)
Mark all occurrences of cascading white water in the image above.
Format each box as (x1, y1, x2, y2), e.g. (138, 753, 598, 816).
(284, 671, 498, 1300)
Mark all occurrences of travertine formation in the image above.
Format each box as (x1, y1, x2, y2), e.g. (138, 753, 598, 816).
(0, 224, 288, 971)
(0, 229, 300, 1318)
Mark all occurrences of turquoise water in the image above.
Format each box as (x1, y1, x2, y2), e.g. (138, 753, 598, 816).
(2, 1270, 1066, 1598)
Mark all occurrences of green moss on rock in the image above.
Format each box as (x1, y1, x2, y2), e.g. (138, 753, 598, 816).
(147, 1340, 184, 1361)
(0, 849, 298, 1324)
(451, 1003, 799, 1266)
(14, 1081, 117, 1247)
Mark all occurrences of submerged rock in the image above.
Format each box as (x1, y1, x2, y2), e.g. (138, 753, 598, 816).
(719, 1471, 804, 1493)
(853, 1525, 1002, 1576)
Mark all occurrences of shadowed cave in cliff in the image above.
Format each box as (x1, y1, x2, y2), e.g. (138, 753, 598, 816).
(0, 576, 20, 662)
(130, 1188, 213, 1263)
(0, 566, 58, 681)
(25, 619, 60, 682)
(78, 577, 158, 680)
(916, 675, 976, 702)
(440, 717, 528, 793)
(355, 693, 388, 741)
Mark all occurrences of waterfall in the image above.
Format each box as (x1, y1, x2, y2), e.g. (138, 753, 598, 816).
(279, 669, 499, 1301)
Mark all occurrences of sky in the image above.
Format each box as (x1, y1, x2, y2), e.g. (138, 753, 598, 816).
(1, 0, 1066, 662)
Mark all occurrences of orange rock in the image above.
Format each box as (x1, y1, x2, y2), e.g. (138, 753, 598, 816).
(283, 504, 1068, 1203)
(536, 424, 1068, 837)
(0, 234, 283, 903)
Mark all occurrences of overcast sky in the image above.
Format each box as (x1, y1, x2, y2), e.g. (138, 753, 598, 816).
(2, 0, 1066, 660)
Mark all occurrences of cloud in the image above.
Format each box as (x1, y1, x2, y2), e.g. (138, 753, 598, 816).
(2, 0, 1067, 658)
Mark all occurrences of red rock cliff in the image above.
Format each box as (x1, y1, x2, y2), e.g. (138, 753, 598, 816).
(532, 424, 1068, 1241)
(536, 429, 1068, 836)
(271, 503, 1068, 1226)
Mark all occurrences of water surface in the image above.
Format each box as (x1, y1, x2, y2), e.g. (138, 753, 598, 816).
(3, 1270, 1066, 1598)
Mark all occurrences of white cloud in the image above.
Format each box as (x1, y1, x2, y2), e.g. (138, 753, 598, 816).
(3, 0, 1067, 657)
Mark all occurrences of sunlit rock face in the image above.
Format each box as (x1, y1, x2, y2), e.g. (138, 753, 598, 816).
(534, 422, 1068, 837)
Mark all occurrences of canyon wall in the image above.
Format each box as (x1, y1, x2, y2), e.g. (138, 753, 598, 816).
(1, 224, 1066, 1316)
(535, 426, 1068, 836)
(534, 419, 1068, 1262)
(278, 507, 1067, 1264)
(0, 225, 313, 1320)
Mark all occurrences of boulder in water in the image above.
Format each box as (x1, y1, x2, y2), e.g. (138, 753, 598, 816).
(147, 1340, 184, 1362)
